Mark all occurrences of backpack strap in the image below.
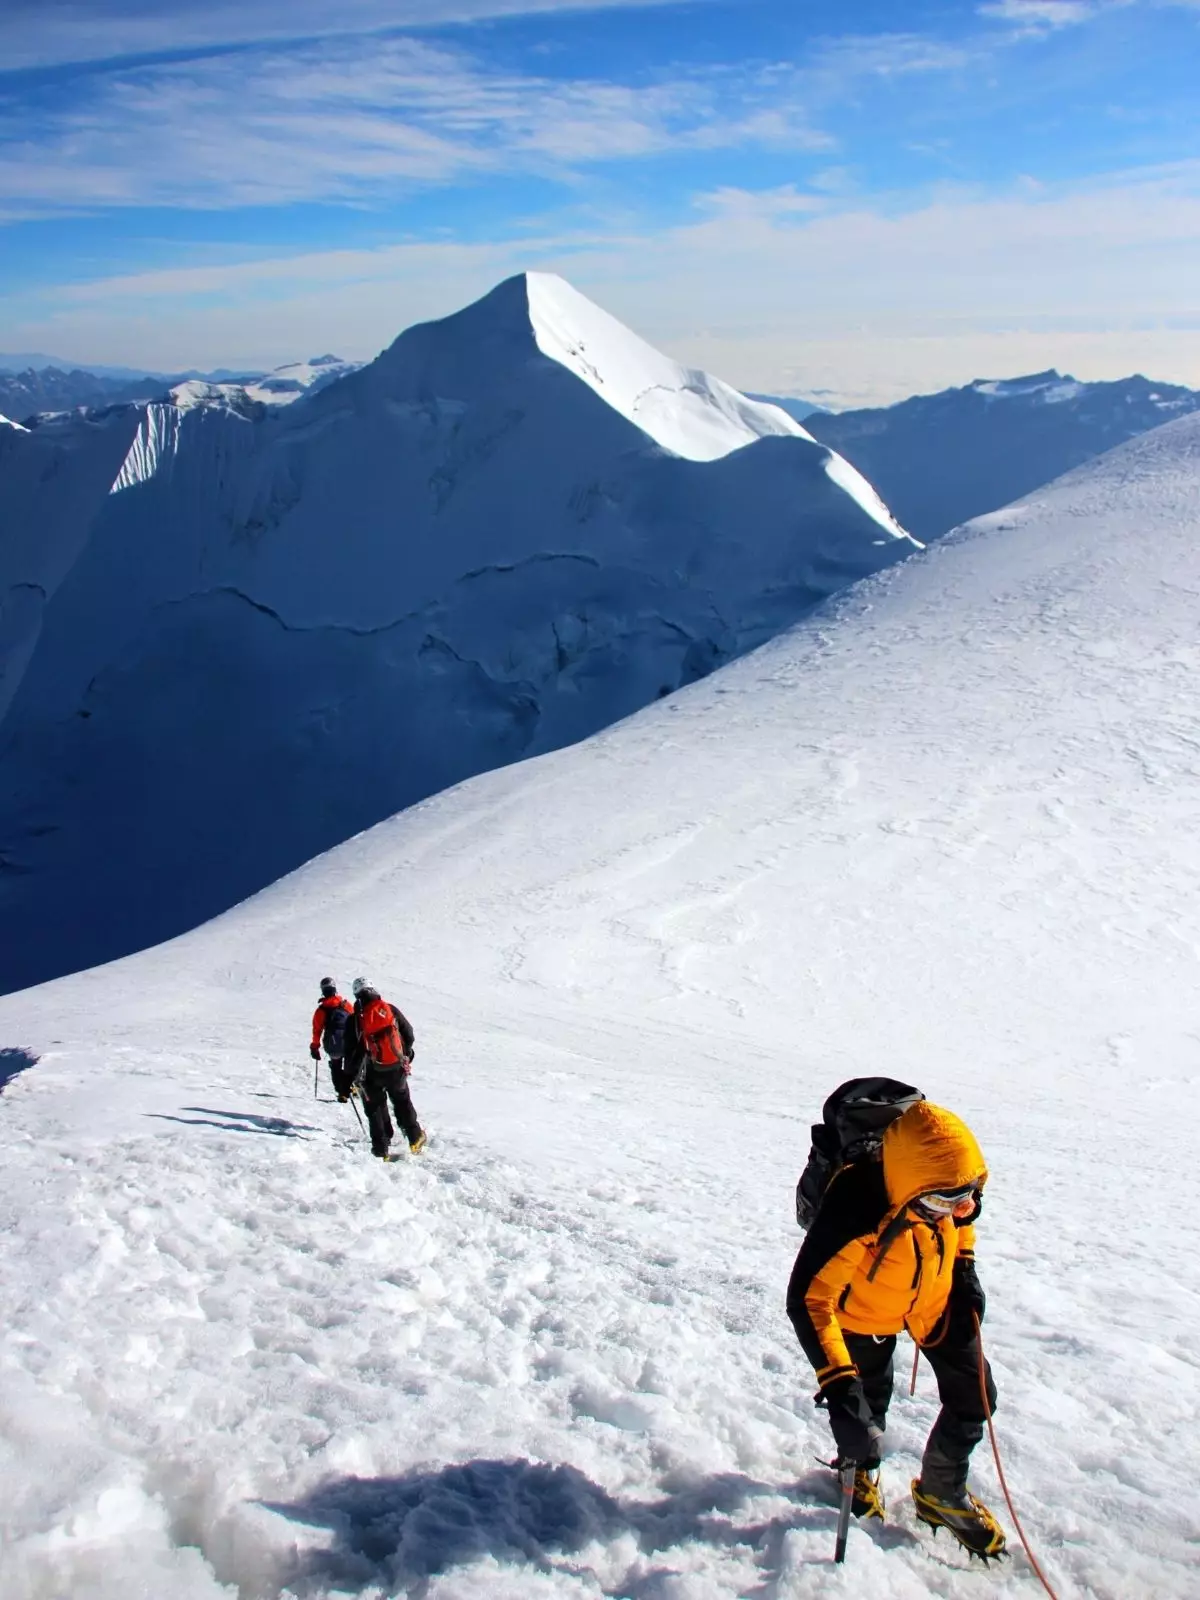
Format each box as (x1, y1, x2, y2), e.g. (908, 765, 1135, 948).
(865, 1209, 913, 1283)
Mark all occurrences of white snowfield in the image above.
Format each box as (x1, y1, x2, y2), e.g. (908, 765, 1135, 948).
(0, 271, 915, 995)
(3, 415, 1200, 1600)
(166, 356, 364, 413)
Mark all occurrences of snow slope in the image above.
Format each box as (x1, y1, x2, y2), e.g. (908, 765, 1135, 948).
(1, 416, 1198, 1598)
(807, 369, 1200, 540)
(0, 272, 914, 995)
(242, 355, 362, 406)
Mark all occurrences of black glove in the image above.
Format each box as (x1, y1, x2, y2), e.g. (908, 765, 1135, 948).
(818, 1375, 882, 1464)
(407, 1043, 415, 1061)
(944, 1258, 986, 1343)
(309, 1044, 321, 1061)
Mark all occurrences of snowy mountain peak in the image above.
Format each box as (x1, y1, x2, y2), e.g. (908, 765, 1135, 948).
(0, 271, 918, 993)
(359, 271, 906, 536)
(971, 370, 1083, 404)
(522, 271, 809, 464)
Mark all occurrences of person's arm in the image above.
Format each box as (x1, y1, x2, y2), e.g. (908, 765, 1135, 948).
(944, 1220, 985, 1337)
(390, 1005, 415, 1057)
(787, 1223, 870, 1386)
(786, 1164, 886, 1385)
(310, 1004, 326, 1055)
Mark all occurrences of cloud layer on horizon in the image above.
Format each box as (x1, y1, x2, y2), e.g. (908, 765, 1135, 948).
(2, 0, 1199, 402)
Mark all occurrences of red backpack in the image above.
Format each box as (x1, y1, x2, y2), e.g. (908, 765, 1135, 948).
(360, 997, 405, 1067)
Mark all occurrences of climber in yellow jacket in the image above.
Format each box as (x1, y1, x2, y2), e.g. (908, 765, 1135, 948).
(786, 1098, 1006, 1559)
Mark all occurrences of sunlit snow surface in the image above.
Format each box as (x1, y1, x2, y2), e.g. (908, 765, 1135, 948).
(526, 272, 904, 537)
(2, 417, 1199, 1597)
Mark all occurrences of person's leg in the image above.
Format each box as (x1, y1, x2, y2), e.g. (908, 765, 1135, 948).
(386, 1072, 423, 1146)
(329, 1057, 353, 1098)
(842, 1333, 896, 1465)
(362, 1074, 395, 1156)
(919, 1332, 997, 1497)
(836, 1331, 894, 1518)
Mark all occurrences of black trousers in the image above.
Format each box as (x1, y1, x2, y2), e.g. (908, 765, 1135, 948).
(362, 1064, 422, 1154)
(845, 1329, 997, 1495)
(328, 1056, 357, 1097)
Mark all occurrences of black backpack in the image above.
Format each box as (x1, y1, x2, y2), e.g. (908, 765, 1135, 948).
(795, 1077, 924, 1228)
(321, 1002, 351, 1058)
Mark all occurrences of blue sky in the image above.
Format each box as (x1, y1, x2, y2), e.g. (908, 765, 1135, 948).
(1, 0, 1199, 403)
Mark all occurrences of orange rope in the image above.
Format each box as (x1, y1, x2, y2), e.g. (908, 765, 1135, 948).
(973, 1313, 1059, 1598)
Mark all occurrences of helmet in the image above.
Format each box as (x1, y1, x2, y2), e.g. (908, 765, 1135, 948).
(320, 976, 337, 997)
(351, 977, 367, 996)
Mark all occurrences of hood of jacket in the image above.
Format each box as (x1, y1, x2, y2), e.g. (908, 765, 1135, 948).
(881, 1101, 987, 1215)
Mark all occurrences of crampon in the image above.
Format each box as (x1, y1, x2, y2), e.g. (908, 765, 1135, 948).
(911, 1479, 1007, 1561)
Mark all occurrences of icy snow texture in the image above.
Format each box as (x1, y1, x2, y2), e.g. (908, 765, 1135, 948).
(1, 414, 1198, 1598)
(0, 272, 915, 994)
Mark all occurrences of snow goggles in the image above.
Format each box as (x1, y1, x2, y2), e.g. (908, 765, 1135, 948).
(914, 1185, 979, 1220)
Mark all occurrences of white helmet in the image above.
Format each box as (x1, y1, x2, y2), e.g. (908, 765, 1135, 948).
(351, 977, 368, 995)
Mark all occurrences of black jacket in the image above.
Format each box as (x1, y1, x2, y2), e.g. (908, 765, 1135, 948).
(343, 999, 415, 1072)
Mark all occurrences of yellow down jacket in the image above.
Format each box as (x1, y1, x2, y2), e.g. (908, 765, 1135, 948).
(786, 1101, 987, 1386)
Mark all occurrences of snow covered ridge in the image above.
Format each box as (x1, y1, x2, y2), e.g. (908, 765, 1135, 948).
(807, 367, 1200, 540)
(167, 354, 363, 414)
(0, 415, 1197, 1598)
(0, 272, 916, 994)
(0, 357, 362, 424)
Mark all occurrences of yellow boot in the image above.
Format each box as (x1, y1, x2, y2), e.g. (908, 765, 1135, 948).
(911, 1480, 1006, 1559)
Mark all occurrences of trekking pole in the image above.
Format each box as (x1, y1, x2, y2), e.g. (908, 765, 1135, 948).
(348, 1094, 367, 1139)
(833, 1464, 855, 1563)
(973, 1313, 1059, 1598)
(909, 1339, 920, 1396)
(314, 1057, 319, 1099)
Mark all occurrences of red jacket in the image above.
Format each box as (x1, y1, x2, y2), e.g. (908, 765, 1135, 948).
(311, 995, 352, 1050)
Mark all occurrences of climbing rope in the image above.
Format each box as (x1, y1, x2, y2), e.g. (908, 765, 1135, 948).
(973, 1313, 1060, 1598)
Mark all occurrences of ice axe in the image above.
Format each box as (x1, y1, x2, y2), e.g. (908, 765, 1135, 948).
(348, 1092, 367, 1139)
(833, 1464, 855, 1563)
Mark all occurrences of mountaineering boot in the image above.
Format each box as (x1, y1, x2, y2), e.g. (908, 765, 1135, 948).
(827, 1460, 885, 1520)
(911, 1480, 1006, 1559)
(409, 1131, 428, 1154)
(851, 1465, 885, 1520)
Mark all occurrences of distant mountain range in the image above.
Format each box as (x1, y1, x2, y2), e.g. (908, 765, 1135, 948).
(806, 371, 1200, 540)
(0, 355, 361, 422)
(0, 273, 913, 993)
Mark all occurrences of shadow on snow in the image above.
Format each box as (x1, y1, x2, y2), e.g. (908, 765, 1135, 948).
(258, 1457, 886, 1596)
(145, 1107, 320, 1138)
(0, 1046, 38, 1094)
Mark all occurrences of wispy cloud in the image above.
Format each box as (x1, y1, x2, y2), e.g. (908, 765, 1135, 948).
(8, 160, 1198, 402)
(0, 0, 699, 72)
(978, 1, 1101, 34)
(807, 31, 976, 80)
(0, 35, 831, 215)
